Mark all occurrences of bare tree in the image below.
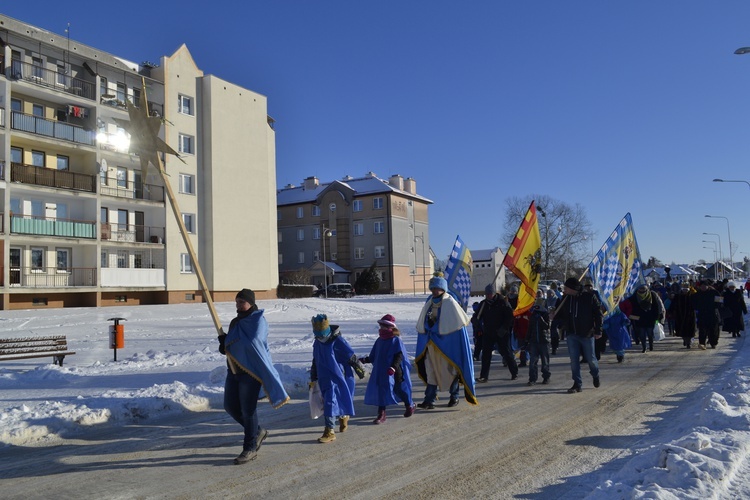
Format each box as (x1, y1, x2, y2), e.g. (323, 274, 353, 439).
(502, 195, 593, 282)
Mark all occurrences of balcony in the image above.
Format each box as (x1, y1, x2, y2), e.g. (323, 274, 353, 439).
(100, 94, 163, 117)
(11, 111, 96, 146)
(100, 177, 165, 202)
(101, 267, 165, 287)
(9, 267, 96, 288)
(11, 162, 96, 193)
(9, 59, 96, 101)
(11, 215, 97, 239)
(101, 223, 165, 244)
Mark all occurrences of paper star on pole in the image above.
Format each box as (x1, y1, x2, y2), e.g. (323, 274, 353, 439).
(113, 83, 184, 178)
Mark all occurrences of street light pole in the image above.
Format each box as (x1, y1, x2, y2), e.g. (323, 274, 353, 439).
(321, 225, 332, 298)
(703, 232, 723, 279)
(713, 178, 750, 190)
(706, 215, 734, 279)
(703, 246, 718, 262)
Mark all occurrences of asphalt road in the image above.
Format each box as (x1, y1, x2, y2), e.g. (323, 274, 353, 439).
(0, 335, 736, 500)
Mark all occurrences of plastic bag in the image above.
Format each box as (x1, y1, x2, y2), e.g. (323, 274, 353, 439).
(309, 382, 324, 419)
(654, 322, 666, 342)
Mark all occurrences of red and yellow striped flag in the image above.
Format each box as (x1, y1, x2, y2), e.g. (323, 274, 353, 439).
(502, 201, 542, 316)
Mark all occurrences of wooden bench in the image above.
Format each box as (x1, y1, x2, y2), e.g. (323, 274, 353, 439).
(0, 335, 76, 366)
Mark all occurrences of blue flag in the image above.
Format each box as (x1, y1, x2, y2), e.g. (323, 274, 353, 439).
(587, 213, 646, 319)
(445, 235, 473, 310)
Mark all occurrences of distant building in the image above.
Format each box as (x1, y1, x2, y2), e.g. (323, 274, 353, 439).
(470, 247, 506, 295)
(0, 14, 277, 309)
(643, 265, 699, 283)
(276, 172, 432, 293)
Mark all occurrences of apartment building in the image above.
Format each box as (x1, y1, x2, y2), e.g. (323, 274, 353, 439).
(277, 172, 433, 294)
(0, 14, 277, 309)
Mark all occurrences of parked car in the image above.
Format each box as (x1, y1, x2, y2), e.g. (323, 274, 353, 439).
(315, 283, 356, 298)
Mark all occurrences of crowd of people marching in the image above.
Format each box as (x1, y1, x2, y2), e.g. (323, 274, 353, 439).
(215, 274, 747, 464)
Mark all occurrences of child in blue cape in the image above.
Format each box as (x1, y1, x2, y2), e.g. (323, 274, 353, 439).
(360, 314, 414, 424)
(310, 314, 365, 443)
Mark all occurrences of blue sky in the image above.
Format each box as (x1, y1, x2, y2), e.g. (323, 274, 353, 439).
(7, 2, 750, 266)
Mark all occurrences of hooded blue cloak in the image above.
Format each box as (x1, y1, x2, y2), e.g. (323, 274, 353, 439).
(312, 327, 357, 418)
(225, 309, 290, 408)
(415, 294, 478, 405)
(603, 310, 632, 352)
(363, 335, 412, 407)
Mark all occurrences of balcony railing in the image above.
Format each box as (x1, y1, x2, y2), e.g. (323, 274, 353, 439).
(101, 223, 165, 244)
(9, 267, 97, 288)
(11, 162, 96, 193)
(101, 267, 165, 287)
(11, 215, 97, 239)
(9, 59, 96, 101)
(100, 177, 165, 202)
(100, 94, 163, 117)
(11, 112, 96, 146)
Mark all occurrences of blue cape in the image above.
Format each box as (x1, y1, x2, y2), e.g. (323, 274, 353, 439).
(225, 309, 290, 408)
(363, 335, 413, 407)
(313, 330, 357, 418)
(603, 310, 632, 351)
(415, 295, 478, 405)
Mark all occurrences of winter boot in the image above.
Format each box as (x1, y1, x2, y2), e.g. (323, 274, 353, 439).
(404, 404, 415, 417)
(373, 409, 387, 424)
(338, 416, 349, 433)
(234, 448, 257, 465)
(318, 427, 336, 443)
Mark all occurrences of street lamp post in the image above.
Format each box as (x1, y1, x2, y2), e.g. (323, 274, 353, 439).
(703, 232, 723, 279)
(705, 215, 734, 278)
(414, 233, 427, 294)
(713, 178, 750, 190)
(321, 225, 333, 298)
(703, 246, 718, 263)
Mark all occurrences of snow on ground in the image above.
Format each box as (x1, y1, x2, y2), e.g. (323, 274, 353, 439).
(1, 294, 749, 498)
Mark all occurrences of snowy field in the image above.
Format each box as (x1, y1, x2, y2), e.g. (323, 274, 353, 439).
(1, 294, 749, 498)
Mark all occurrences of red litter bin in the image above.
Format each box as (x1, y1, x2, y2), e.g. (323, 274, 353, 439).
(108, 317, 126, 361)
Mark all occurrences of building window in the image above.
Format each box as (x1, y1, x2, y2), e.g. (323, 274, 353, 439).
(32, 104, 44, 117)
(311, 205, 320, 217)
(330, 252, 337, 261)
(116, 82, 126, 102)
(374, 221, 385, 234)
(32, 56, 44, 79)
(11, 98, 22, 113)
(355, 247, 365, 260)
(297, 228, 305, 241)
(131, 87, 141, 106)
(133, 251, 144, 269)
(353, 223, 364, 236)
(178, 95, 194, 115)
(101, 251, 109, 268)
(373, 197, 384, 210)
(313, 250, 320, 261)
(11, 147, 23, 164)
(374, 246, 386, 258)
(278, 231, 282, 243)
(117, 167, 127, 188)
(313, 227, 321, 239)
(117, 250, 128, 269)
(180, 253, 193, 273)
(31, 150, 45, 167)
(297, 207, 304, 218)
(31, 248, 45, 270)
(56, 155, 69, 171)
(100, 77, 108, 98)
(182, 213, 195, 233)
(298, 252, 305, 264)
(178, 134, 194, 154)
(179, 174, 195, 194)
(56, 248, 70, 271)
(278, 254, 283, 265)
(353, 200, 363, 212)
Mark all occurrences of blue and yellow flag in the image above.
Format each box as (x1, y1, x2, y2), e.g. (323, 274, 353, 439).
(445, 235, 473, 310)
(587, 213, 645, 319)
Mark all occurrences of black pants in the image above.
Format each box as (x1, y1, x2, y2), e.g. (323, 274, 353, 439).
(480, 332, 517, 379)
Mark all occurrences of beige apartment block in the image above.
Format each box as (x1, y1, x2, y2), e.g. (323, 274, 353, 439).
(277, 172, 433, 294)
(0, 14, 277, 309)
